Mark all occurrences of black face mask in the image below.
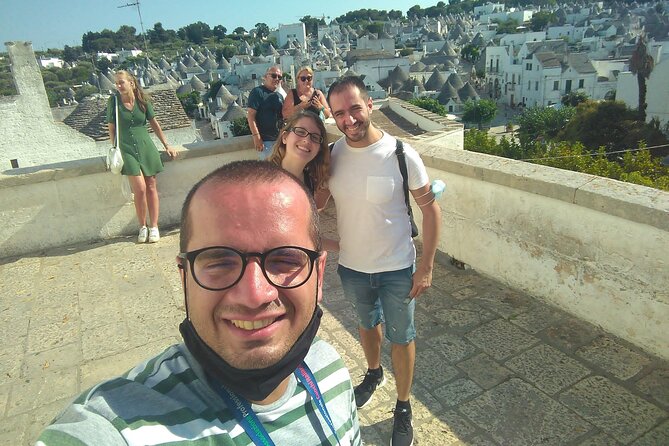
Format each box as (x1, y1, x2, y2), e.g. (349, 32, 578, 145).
(179, 305, 322, 402)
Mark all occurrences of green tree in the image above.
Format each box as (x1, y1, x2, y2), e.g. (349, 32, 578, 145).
(366, 22, 384, 35)
(530, 11, 555, 31)
(40, 70, 59, 83)
(408, 97, 446, 116)
(75, 85, 99, 102)
(115, 25, 138, 48)
(233, 26, 246, 35)
(561, 91, 588, 107)
(516, 105, 575, 147)
(460, 44, 480, 62)
(407, 5, 424, 19)
(558, 100, 668, 155)
(217, 46, 236, 60)
(95, 58, 112, 73)
(89, 37, 115, 52)
(494, 18, 520, 34)
(62, 45, 83, 63)
(213, 25, 227, 40)
(300, 16, 324, 37)
(180, 22, 212, 44)
(177, 91, 201, 117)
(254, 23, 269, 39)
(388, 9, 403, 19)
(148, 22, 171, 44)
(629, 35, 654, 121)
(231, 117, 251, 136)
(462, 99, 497, 129)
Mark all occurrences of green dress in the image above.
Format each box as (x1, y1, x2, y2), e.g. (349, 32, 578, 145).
(106, 94, 164, 176)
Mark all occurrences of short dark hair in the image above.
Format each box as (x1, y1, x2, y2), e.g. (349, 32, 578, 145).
(179, 161, 320, 253)
(326, 75, 368, 103)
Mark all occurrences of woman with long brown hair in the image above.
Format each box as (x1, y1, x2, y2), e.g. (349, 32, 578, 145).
(107, 70, 177, 243)
(268, 110, 330, 195)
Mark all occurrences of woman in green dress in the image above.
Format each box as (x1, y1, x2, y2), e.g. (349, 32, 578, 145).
(107, 70, 178, 243)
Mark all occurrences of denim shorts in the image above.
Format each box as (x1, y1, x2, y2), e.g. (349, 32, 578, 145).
(337, 265, 416, 344)
(259, 140, 275, 160)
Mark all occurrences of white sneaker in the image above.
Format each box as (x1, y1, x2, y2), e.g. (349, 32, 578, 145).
(148, 227, 160, 243)
(137, 226, 148, 243)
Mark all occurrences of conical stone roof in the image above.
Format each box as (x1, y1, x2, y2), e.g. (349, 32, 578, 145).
(447, 72, 464, 89)
(425, 69, 447, 91)
(437, 82, 459, 104)
(410, 61, 427, 72)
(458, 82, 479, 101)
(401, 78, 425, 93)
(190, 75, 207, 92)
(176, 83, 194, 95)
(222, 102, 246, 121)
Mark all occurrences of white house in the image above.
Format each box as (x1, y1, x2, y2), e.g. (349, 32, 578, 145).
(117, 49, 143, 63)
(349, 52, 410, 85)
(474, 3, 505, 16)
(277, 23, 307, 49)
(37, 57, 64, 68)
(617, 47, 669, 129)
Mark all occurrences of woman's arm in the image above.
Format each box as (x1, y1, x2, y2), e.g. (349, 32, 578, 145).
(148, 117, 177, 159)
(282, 89, 297, 119)
(311, 90, 331, 119)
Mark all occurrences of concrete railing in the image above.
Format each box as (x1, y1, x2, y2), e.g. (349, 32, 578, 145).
(0, 137, 257, 258)
(411, 141, 669, 361)
(1, 133, 667, 361)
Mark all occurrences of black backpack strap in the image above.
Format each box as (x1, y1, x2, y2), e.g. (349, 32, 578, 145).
(396, 139, 419, 237)
(395, 139, 412, 218)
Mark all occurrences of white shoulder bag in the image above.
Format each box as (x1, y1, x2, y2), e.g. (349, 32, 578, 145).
(107, 95, 124, 174)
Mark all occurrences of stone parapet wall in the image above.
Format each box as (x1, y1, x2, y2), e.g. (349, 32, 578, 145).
(411, 142, 669, 360)
(0, 137, 256, 258)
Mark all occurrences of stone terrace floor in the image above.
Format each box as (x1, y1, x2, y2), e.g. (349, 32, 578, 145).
(1, 204, 668, 445)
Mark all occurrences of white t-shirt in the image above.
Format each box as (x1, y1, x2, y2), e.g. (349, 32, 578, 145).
(329, 132, 429, 273)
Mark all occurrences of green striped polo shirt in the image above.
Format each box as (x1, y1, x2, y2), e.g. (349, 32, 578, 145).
(36, 337, 361, 445)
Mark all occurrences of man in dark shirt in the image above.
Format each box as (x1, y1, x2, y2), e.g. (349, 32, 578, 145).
(247, 66, 284, 160)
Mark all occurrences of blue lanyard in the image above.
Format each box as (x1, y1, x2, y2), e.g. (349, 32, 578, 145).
(294, 363, 341, 445)
(214, 362, 341, 446)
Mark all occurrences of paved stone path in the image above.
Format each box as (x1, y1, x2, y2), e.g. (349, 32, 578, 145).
(1, 205, 667, 445)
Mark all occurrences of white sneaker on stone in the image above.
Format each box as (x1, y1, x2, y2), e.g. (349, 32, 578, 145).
(138, 226, 148, 243)
(148, 227, 160, 243)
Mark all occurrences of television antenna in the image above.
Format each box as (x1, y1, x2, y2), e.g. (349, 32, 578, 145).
(118, 1, 149, 53)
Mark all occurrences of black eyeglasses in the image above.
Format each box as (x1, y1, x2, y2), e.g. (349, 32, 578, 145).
(178, 246, 320, 291)
(268, 73, 283, 80)
(300, 75, 313, 82)
(289, 127, 323, 144)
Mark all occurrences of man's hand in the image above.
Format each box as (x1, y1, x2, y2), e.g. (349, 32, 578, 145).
(409, 262, 433, 299)
(252, 133, 263, 151)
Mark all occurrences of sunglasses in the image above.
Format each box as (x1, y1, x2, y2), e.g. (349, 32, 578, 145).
(268, 73, 283, 80)
(300, 75, 313, 82)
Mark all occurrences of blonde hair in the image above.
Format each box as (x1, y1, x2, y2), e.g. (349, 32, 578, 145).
(296, 66, 314, 79)
(268, 110, 330, 192)
(115, 70, 150, 113)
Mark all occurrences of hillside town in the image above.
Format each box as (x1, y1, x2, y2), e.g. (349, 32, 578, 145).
(36, 1, 669, 142)
(1, 3, 668, 446)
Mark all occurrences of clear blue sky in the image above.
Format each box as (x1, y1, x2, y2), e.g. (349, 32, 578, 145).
(1, 0, 438, 51)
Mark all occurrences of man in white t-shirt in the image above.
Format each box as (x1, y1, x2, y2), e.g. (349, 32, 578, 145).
(322, 76, 441, 446)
